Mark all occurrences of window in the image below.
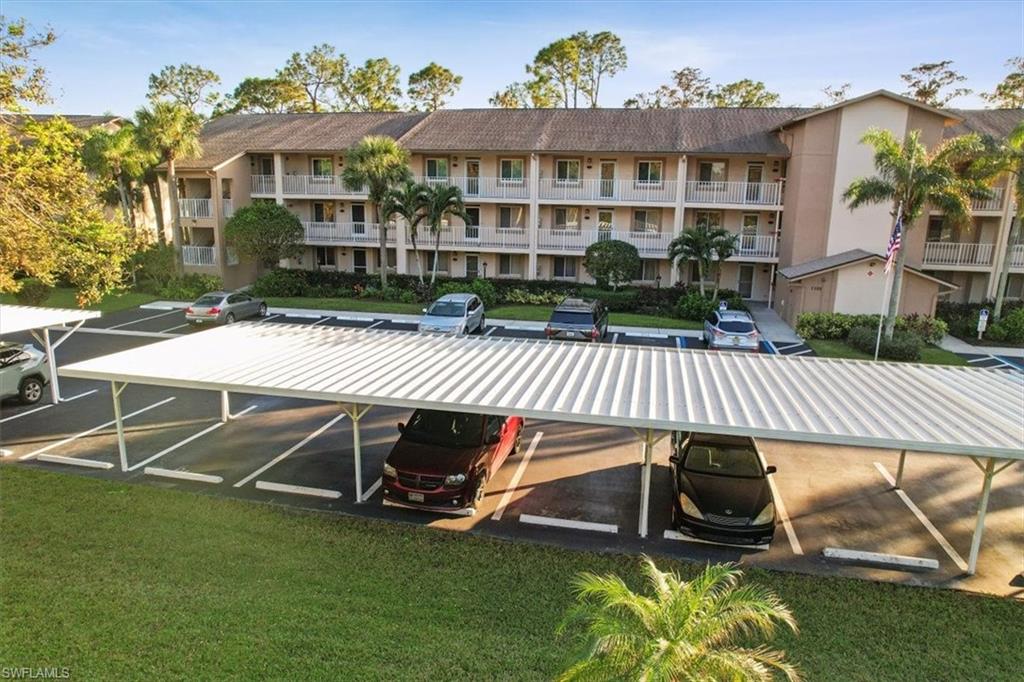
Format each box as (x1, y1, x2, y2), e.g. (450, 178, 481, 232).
(555, 159, 581, 184)
(499, 205, 525, 229)
(698, 161, 727, 183)
(597, 209, 614, 231)
(553, 257, 577, 279)
(425, 250, 448, 273)
(499, 254, 516, 275)
(316, 247, 336, 267)
(387, 249, 397, 268)
(353, 249, 368, 273)
(464, 207, 481, 226)
(311, 157, 333, 177)
(741, 214, 759, 236)
(258, 157, 274, 175)
(500, 159, 524, 183)
(312, 202, 335, 223)
(351, 203, 366, 224)
(926, 216, 953, 242)
(632, 209, 660, 232)
(465, 254, 480, 278)
(425, 157, 449, 178)
(695, 211, 723, 230)
(638, 259, 660, 281)
(554, 207, 580, 230)
(636, 160, 663, 185)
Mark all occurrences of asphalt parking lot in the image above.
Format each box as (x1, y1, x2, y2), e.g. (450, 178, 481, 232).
(2, 306, 1021, 597)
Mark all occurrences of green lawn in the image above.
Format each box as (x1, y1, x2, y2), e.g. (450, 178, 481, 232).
(0, 287, 157, 313)
(2, 468, 1020, 680)
(265, 296, 425, 315)
(807, 339, 969, 366)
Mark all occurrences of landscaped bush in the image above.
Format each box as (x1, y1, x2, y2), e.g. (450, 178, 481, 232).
(796, 312, 878, 340)
(936, 300, 1024, 345)
(250, 268, 313, 298)
(131, 242, 178, 295)
(158, 274, 222, 301)
(14, 279, 53, 306)
(984, 308, 1024, 344)
(673, 289, 747, 321)
(847, 325, 923, 361)
(504, 288, 566, 305)
(433, 278, 499, 308)
(895, 314, 948, 344)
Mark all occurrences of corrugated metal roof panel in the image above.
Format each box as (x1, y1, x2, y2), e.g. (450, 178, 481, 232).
(0, 305, 100, 334)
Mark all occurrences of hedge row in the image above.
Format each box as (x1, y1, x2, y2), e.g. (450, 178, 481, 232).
(935, 300, 1024, 345)
(795, 312, 948, 344)
(847, 326, 923, 361)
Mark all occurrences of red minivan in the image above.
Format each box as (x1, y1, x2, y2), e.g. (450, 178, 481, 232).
(382, 410, 524, 512)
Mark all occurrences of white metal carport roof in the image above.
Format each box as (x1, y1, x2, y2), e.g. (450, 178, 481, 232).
(57, 322, 1023, 573)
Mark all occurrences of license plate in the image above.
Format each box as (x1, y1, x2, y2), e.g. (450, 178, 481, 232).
(408, 492, 424, 503)
(732, 336, 740, 343)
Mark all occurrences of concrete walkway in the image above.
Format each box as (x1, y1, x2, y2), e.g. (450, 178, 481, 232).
(746, 301, 802, 344)
(936, 334, 1024, 359)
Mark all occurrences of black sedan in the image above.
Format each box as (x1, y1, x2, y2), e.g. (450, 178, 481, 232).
(669, 432, 776, 545)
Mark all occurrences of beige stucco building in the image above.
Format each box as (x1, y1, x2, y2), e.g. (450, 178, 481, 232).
(164, 91, 1023, 318)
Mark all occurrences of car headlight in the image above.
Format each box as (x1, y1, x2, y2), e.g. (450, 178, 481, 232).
(383, 463, 397, 478)
(678, 493, 703, 519)
(752, 502, 775, 526)
(444, 473, 467, 487)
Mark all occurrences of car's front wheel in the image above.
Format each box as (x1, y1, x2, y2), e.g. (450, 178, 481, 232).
(470, 473, 487, 508)
(19, 376, 43, 405)
(478, 315, 486, 334)
(257, 303, 268, 318)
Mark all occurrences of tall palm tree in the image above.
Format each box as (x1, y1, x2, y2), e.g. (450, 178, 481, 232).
(668, 225, 735, 297)
(380, 180, 429, 284)
(843, 128, 986, 339)
(82, 124, 148, 234)
(341, 136, 412, 287)
(136, 102, 203, 272)
(421, 183, 471, 285)
(558, 558, 800, 681)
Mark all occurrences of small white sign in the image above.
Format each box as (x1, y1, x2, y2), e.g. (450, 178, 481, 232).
(719, 300, 728, 312)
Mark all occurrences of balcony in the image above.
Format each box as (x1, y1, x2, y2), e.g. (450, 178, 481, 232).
(537, 229, 672, 256)
(1011, 244, 1024, 270)
(971, 187, 1005, 213)
(416, 176, 530, 200)
(223, 198, 234, 218)
(732, 234, 778, 259)
(282, 175, 369, 198)
(179, 198, 212, 219)
(539, 178, 676, 204)
(302, 221, 393, 245)
(685, 181, 783, 207)
(410, 225, 529, 251)
(182, 245, 217, 266)
(922, 242, 995, 268)
(251, 175, 275, 195)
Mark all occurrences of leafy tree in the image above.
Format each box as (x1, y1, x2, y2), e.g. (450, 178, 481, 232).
(343, 58, 402, 112)
(341, 136, 412, 287)
(583, 239, 640, 290)
(489, 78, 558, 108)
(218, 77, 309, 114)
(420, 184, 471, 285)
(843, 128, 986, 339)
(557, 558, 800, 681)
(224, 202, 305, 267)
(0, 16, 56, 113)
(82, 124, 149, 233)
(577, 31, 627, 107)
(529, 36, 583, 108)
(407, 62, 462, 112)
(625, 66, 712, 108)
(276, 43, 348, 112)
(668, 225, 736, 296)
(900, 60, 971, 107)
(380, 180, 429, 283)
(820, 83, 852, 106)
(147, 63, 221, 114)
(981, 57, 1024, 109)
(0, 118, 131, 304)
(135, 102, 203, 273)
(710, 79, 781, 107)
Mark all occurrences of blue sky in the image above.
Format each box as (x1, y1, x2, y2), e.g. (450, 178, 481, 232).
(8, 0, 1024, 114)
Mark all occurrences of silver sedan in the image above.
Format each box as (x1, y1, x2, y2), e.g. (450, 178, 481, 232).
(186, 291, 267, 325)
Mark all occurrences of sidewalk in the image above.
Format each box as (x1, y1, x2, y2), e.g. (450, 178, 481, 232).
(936, 334, 1024, 359)
(746, 301, 802, 344)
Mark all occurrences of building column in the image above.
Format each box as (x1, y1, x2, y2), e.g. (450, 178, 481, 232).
(273, 153, 285, 206)
(670, 156, 687, 285)
(209, 172, 228, 273)
(528, 153, 540, 280)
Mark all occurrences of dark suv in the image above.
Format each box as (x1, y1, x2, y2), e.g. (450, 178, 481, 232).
(544, 298, 609, 342)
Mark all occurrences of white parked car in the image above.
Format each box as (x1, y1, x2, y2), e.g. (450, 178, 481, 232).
(703, 310, 761, 352)
(418, 293, 485, 335)
(0, 342, 51, 405)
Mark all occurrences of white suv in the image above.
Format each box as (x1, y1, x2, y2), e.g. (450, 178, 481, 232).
(0, 342, 51, 405)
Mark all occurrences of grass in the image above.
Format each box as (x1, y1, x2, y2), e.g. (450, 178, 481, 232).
(265, 296, 425, 315)
(0, 287, 157, 313)
(806, 339, 969, 366)
(2, 468, 1021, 680)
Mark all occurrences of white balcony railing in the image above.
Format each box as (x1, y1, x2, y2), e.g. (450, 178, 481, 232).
(283, 175, 369, 197)
(537, 229, 672, 255)
(922, 242, 995, 267)
(416, 176, 531, 200)
(410, 226, 529, 250)
(733, 234, 777, 258)
(223, 198, 234, 218)
(1009, 244, 1024, 269)
(182, 245, 217, 266)
(539, 178, 676, 203)
(685, 181, 783, 206)
(251, 175, 276, 195)
(178, 197, 212, 219)
(302, 222, 393, 244)
(971, 187, 1005, 212)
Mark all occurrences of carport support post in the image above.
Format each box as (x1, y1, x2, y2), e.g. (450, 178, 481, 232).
(43, 328, 60, 403)
(343, 403, 373, 502)
(111, 382, 129, 472)
(894, 450, 907, 489)
(635, 428, 666, 539)
(967, 457, 997, 576)
(220, 391, 230, 423)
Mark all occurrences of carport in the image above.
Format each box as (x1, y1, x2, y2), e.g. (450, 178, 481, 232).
(57, 322, 1022, 575)
(0, 304, 101, 403)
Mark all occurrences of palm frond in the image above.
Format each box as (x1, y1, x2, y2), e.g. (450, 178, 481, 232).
(842, 176, 897, 210)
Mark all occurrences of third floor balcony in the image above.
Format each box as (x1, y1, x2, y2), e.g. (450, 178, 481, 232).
(684, 181, 783, 208)
(251, 175, 370, 198)
(922, 241, 995, 269)
(302, 221, 393, 245)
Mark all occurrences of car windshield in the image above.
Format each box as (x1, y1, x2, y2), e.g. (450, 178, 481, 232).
(403, 410, 483, 448)
(550, 310, 593, 325)
(718, 320, 755, 333)
(194, 295, 224, 306)
(683, 443, 762, 478)
(427, 301, 466, 317)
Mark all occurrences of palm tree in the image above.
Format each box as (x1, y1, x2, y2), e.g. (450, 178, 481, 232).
(380, 180, 429, 284)
(82, 124, 149, 234)
(136, 102, 203, 272)
(421, 183, 471, 285)
(668, 225, 735, 297)
(843, 128, 986, 339)
(558, 558, 800, 681)
(341, 136, 412, 287)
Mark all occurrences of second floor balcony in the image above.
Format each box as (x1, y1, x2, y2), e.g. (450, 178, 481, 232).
(537, 229, 673, 256)
(971, 187, 1005, 213)
(417, 176, 530, 200)
(539, 178, 676, 204)
(302, 221, 393, 245)
(182, 245, 217, 266)
(922, 241, 995, 268)
(251, 175, 370, 198)
(685, 181, 783, 207)
(179, 197, 213, 219)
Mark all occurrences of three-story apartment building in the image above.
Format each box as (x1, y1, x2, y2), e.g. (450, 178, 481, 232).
(165, 91, 1022, 319)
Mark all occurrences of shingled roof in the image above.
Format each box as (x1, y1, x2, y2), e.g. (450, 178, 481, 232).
(946, 109, 1024, 139)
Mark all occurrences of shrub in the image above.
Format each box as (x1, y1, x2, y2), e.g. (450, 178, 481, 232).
(250, 269, 313, 298)
(895, 314, 948, 344)
(433, 278, 498, 308)
(224, 203, 305, 267)
(132, 243, 177, 294)
(797, 312, 874, 340)
(582, 239, 641, 290)
(504, 288, 567, 305)
(579, 285, 638, 312)
(986, 308, 1024, 344)
(675, 292, 717, 321)
(935, 299, 1024, 342)
(159, 274, 222, 301)
(847, 325, 922, 361)
(15, 279, 53, 306)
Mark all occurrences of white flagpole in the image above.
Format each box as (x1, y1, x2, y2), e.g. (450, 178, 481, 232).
(874, 201, 903, 361)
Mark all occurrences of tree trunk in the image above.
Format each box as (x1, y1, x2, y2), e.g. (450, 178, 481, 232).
(697, 261, 706, 297)
(116, 175, 134, 236)
(430, 227, 441, 285)
(410, 231, 424, 285)
(884, 244, 908, 340)
(712, 264, 721, 300)
(375, 202, 388, 288)
(168, 156, 184, 275)
(993, 213, 1021, 320)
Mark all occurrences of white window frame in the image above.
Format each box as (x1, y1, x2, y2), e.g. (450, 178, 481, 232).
(425, 157, 449, 179)
(553, 256, 577, 279)
(498, 205, 524, 229)
(597, 209, 614, 231)
(352, 248, 368, 273)
(499, 158, 525, 184)
(636, 160, 664, 186)
(553, 206, 580, 231)
(312, 202, 335, 223)
(638, 259, 660, 282)
(695, 210, 723, 230)
(741, 213, 760, 236)
(498, 253, 516, 276)
(555, 159, 582, 185)
(315, 246, 336, 267)
(698, 160, 727, 184)
(465, 253, 481, 278)
(311, 157, 333, 177)
(632, 209, 660, 232)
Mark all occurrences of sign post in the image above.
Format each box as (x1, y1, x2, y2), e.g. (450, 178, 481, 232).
(977, 308, 989, 340)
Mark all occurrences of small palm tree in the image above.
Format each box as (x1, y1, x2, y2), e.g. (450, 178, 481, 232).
(381, 180, 429, 284)
(136, 102, 203, 272)
(843, 128, 986, 339)
(421, 183, 471, 285)
(558, 558, 800, 682)
(668, 225, 735, 297)
(341, 136, 412, 287)
(82, 124, 148, 234)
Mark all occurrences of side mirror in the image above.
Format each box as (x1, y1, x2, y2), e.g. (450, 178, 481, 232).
(397, 422, 405, 433)
(765, 465, 777, 475)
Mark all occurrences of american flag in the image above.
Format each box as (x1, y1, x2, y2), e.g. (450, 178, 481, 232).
(884, 213, 903, 273)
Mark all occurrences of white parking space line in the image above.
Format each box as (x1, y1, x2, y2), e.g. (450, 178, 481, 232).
(125, 405, 258, 473)
(874, 462, 969, 572)
(675, 337, 684, 350)
(0, 403, 53, 424)
(310, 317, 331, 325)
(36, 454, 114, 470)
(484, 327, 497, 337)
(106, 309, 181, 330)
(233, 413, 347, 488)
(259, 314, 282, 323)
(255, 480, 342, 499)
(766, 472, 803, 555)
(663, 529, 770, 551)
(611, 333, 619, 345)
(365, 320, 385, 329)
(160, 323, 190, 333)
(966, 356, 992, 364)
(144, 467, 223, 484)
(18, 397, 176, 461)
(491, 431, 543, 521)
(823, 547, 939, 571)
(626, 332, 668, 339)
(519, 513, 619, 534)
(363, 477, 383, 500)
(791, 348, 814, 356)
(63, 389, 99, 402)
